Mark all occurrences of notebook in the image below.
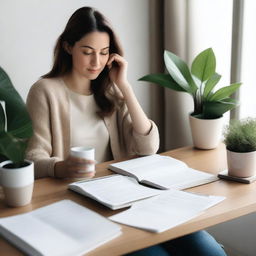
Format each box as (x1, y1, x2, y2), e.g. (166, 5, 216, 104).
(0, 200, 121, 256)
(108, 154, 218, 190)
(68, 174, 163, 210)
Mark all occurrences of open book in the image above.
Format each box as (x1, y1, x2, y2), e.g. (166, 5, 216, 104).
(109, 154, 218, 190)
(109, 189, 225, 233)
(69, 175, 163, 210)
(0, 200, 121, 256)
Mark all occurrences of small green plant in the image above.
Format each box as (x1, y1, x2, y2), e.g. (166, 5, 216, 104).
(139, 48, 242, 119)
(0, 66, 33, 167)
(223, 118, 256, 153)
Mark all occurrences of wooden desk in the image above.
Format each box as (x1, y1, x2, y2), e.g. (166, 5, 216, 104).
(1, 143, 256, 255)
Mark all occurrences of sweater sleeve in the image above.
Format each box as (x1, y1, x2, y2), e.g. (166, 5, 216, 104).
(26, 82, 61, 178)
(118, 102, 160, 156)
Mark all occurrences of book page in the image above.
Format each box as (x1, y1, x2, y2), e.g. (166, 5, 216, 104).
(109, 155, 187, 181)
(109, 154, 218, 190)
(109, 190, 225, 233)
(142, 167, 218, 189)
(69, 175, 163, 209)
(0, 200, 121, 256)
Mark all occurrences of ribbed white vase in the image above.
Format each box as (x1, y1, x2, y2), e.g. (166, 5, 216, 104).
(189, 115, 224, 149)
(0, 160, 34, 207)
(227, 150, 256, 178)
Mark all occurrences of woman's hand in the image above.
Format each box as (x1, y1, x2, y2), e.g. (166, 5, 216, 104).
(107, 53, 129, 89)
(54, 155, 96, 179)
(107, 53, 152, 135)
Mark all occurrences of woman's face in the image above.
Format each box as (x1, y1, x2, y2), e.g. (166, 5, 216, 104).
(68, 31, 110, 80)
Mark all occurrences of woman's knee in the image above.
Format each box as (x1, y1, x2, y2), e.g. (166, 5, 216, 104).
(124, 245, 170, 256)
(162, 230, 227, 256)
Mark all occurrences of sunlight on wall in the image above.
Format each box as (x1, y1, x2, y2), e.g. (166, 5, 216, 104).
(187, 0, 233, 125)
(240, 0, 256, 118)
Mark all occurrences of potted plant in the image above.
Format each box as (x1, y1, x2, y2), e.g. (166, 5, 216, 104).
(139, 48, 242, 149)
(223, 118, 256, 178)
(0, 66, 34, 207)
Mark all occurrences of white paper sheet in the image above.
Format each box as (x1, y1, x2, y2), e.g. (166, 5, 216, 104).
(109, 190, 225, 233)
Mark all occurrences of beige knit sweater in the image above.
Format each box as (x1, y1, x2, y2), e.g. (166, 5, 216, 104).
(26, 78, 159, 178)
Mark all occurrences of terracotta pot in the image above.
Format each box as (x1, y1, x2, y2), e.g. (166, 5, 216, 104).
(0, 160, 34, 207)
(189, 115, 224, 149)
(227, 150, 256, 178)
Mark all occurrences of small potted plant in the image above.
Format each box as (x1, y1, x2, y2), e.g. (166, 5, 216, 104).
(139, 48, 242, 149)
(223, 118, 256, 178)
(0, 66, 34, 207)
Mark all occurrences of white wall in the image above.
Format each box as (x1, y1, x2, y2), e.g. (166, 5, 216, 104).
(0, 0, 151, 115)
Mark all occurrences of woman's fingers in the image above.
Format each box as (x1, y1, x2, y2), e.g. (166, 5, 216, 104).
(65, 156, 96, 177)
(107, 53, 117, 66)
(70, 171, 96, 179)
(54, 158, 96, 178)
(69, 156, 96, 165)
(107, 53, 127, 66)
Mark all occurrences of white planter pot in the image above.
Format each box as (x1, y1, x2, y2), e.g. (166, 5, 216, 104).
(189, 115, 224, 149)
(227, 150, 256, 178)
(0, 160, 34, 207)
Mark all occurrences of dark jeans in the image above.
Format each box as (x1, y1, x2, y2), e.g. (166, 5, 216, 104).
(125, 231, 227, 256)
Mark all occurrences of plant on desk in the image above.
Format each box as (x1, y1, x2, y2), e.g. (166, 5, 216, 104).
(223, 118, 256, 178)
(0, 66, 34, 207)
(139, 48, 242, 149)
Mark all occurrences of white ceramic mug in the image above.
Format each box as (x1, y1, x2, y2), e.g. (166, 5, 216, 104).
(70, 147, 95, 173)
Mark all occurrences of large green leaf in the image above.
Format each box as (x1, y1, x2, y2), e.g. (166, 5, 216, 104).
(0, 66, 33, 165)
(209, 82, 242, 101)
(0, 103, 5, 131)
(164, 50, 197, 94)
(191, 48, 216, 82)
(203, 73, 221, 99)
(0, 67, 32, 138)
(203, 98, 238, 119)
(0, 131, 27, 166)
(139, 73, 187, 92)
(139, 48, 241, 119)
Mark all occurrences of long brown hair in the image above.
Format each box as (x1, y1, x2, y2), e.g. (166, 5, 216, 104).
(43, 7, 123, 116)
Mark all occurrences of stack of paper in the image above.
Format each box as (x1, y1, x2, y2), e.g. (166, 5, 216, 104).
(109, 189, 225, 233)
(0, 200, 121, 256)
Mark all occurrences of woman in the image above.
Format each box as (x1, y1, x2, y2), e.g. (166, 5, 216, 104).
(26, 7, 227, 256)
(26, 7, 159, 179)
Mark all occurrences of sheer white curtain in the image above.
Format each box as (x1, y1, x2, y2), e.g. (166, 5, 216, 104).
(240, 0, 256, 118)
(150, 0, 233, 150)
(163, 0, 193, 150)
